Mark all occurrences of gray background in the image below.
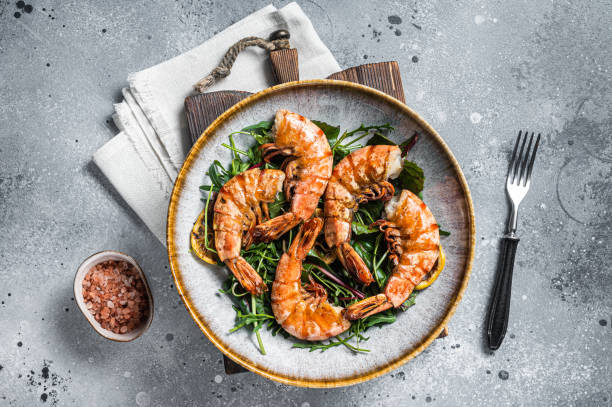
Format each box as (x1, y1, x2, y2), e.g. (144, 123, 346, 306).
(0, 0, 610, 406)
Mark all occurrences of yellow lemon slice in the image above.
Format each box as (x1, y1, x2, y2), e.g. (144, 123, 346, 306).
(415, 245, 445, 290)
(191, 208, 219, 265)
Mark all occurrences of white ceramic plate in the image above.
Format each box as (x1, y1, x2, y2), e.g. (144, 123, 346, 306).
(167, 80, 475, 387)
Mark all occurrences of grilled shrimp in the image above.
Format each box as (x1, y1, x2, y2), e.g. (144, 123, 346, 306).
(324, 145, 402, 285)
(271, 217, 351, 341)
(345, 190, 440, 319)
(213, 168, 285, 295)
(251, 110, 333, 242)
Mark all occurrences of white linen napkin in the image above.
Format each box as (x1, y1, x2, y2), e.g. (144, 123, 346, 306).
(93, 2, 340, 244)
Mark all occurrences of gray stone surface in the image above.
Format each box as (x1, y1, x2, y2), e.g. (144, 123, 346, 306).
(0, 0, 610, 405)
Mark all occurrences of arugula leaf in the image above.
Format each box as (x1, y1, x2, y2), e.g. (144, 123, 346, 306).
(331, 145, 355, 163)
(307, 265, 360, 301)
(228, 305, 275, 333)
(398, 161, 425, 195)
(400, 292, 418, 311)
(337, 124, 392, 162)
(206, 160, 230, 191)
(264, 162, 280, 170)
(246, 145, 262, 166)
(231, 157, 250, 175)
(241, 121, 273, 149)
(292, 333, 370, 353)
(342, 124, 394, 144)
(305, 250, 332, 270)
(368, 233, 389, 289)
(312, 120, 341, 146)
(268, 192, 286, 218)
(253, 133, 273, 145)
(362, 309, 396, 328)
(351, 220, 378, 235)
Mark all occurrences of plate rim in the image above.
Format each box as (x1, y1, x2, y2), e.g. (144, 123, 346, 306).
(167, 79, 476, 388)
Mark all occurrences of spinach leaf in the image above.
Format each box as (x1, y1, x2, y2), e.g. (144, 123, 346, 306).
(242, 121, 272, 133)
(366, 132, 396, 146)
(397, 161, 425, 195)
(352, 241, 374, 271)
(312, 120, 341, 146)
(438, 226, 451, 236)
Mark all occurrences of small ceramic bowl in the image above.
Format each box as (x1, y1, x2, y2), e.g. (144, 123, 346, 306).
(74, 250, 154, 342)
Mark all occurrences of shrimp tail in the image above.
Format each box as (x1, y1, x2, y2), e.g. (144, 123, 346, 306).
(224, 257, 267, 296)
(336, 242, 374, 286)
(251, 212, 302, 243)
(288, 217, 323, 259)
(344, 294, 392, 320)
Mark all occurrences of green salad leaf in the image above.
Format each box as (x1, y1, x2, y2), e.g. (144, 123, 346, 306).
(397, 161, 425, 195)
(362, 309, 397, 328)
(438, 226, 451, 236)
(242, 120, 273, 133)
(400, 292, 418, 311)
(312, 121, 395, 163)
(268, 192, 287, 219)
(358, 201, 384, 223)
(366, 132, 396, 146)
(312, 120, 341, 146)
(351, 220, 378, 235)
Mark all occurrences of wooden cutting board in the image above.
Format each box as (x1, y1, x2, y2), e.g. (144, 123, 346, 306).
(183, 51, 436, 374)
(185, 49, 404, 144)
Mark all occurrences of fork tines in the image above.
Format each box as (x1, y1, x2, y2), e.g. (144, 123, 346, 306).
(508, 131, 541, 187)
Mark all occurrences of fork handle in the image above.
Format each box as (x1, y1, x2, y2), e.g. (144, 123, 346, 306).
(487, 235, 520, 350)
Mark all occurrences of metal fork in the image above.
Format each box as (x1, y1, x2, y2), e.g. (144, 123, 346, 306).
(487, 130, 541, 350)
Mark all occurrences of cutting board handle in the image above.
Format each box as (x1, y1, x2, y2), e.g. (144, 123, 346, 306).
(268, 30, 299, 83)
(269, 48, 299, 83)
